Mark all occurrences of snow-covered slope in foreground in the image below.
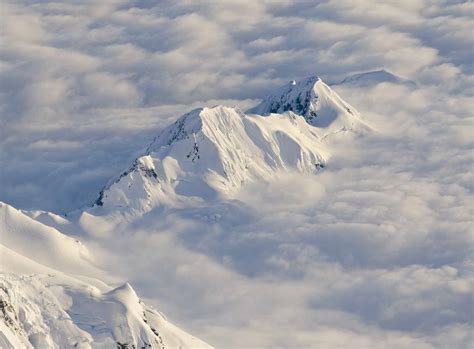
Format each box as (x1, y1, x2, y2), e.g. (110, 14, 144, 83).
(0, 274, 211, 349)
(93, 105, 331, 213)
(0, 202, 212, 349)
(0, 202, 97, 275)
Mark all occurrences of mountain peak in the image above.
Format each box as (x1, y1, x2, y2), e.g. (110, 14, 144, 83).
(247, 76, 322, 123)
(145, 105, 244, 152)
(247, 75, 364, 132)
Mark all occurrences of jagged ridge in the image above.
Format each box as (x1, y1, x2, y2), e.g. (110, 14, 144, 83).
(247, 76, 369, 133)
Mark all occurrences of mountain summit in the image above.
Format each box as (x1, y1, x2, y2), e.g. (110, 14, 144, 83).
(248, 76, 369, 133)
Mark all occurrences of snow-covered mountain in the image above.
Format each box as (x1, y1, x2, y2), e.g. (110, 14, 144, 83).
(93, 106, 329, 213)
(248, 76, 370, 133)
(0, 202, 212, 349)
(92, 76, 367, 214)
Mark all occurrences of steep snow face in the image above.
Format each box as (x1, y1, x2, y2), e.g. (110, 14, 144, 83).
(248, 76, 370, 134)
(0, 201, 212, 349)
(93, 106, 329, 213)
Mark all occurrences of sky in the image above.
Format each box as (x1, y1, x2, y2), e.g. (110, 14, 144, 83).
(1, 1, 473, 348)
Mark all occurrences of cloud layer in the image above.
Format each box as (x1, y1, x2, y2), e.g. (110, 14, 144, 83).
(1, 1, 473, 348)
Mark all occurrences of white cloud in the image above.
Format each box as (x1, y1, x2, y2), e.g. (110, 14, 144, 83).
(1, 1, 472, 347)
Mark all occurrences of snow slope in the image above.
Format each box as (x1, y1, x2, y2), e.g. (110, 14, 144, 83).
(92, 106, 330, 213)
(0, 202, 97, 275)
(0, 201, 212, 349)
(0, 273, 212, 349)
(248, 76, 370, 134)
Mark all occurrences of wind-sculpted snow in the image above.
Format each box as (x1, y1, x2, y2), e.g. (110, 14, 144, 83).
(0, 274, 212, 349)
(0, 202, 212, 349)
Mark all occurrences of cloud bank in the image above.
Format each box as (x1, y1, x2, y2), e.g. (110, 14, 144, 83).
(1, 1, 473, 348)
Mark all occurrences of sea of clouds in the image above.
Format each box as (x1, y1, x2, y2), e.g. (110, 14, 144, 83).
(1, 1, 473, 348)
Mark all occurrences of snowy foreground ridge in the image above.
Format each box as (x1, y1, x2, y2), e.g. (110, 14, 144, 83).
(0, 203, 212, 349)
(1, 76, 367, 348)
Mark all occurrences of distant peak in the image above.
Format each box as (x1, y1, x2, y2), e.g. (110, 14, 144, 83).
(334, 70, 416, 87)
(246, 75, 322, 122)
(247, 75, 359, 127)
